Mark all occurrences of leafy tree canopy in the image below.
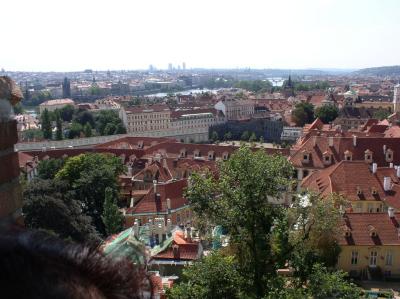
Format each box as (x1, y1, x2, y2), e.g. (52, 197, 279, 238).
(292, 102, 315, 126)
(56, 153, 125, 235)
(315, 105, 339, 124)
(23, 179, 99, 243)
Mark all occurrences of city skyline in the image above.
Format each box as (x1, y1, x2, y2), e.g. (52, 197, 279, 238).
(2, 0, 400, 72)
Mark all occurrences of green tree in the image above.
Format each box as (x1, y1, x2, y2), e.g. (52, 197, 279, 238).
(56, 153, 124, 235)
(185, 146, 293, 297)
(22, 129, 43, 141)
(13, 102, 24, 114)
(68, 122, 83, 139)
(55, 112, 63, 140)
(84, 123, 92, 137)
(41, 108, 52, 140)
(37, 158, 65, 180)
(292, 102, 315, 126)
(115, 123, 126, 134)
(74, 109, 95, 126)
(211, 131, 219, 143)
(373, 108, 391, 121)
(95, 110, 124, 135)
(167, 252, 244, 299)
(102, 187, 124, 236)
(59, 104, 75, 122)
(315, 105, 339, 124)
(308, 264, 362, 299)
(240, 130, 250, 141)
(287, 193, 344, 283)
(223, 131, 232, 141)
(104, 123, 117, 135)
(23, 179, 99, 243)
(249, 132, 257, 142)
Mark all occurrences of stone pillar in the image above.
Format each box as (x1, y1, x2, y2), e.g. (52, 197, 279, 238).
(0, 76, 23, 226)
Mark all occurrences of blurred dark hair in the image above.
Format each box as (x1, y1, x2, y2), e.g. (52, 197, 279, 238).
(0, 229, 151, 299)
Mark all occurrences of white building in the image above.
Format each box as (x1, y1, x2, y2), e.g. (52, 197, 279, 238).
(281, 126, 302, 142)
(214, 99, 254, 121)
(39, 98, 75, 114)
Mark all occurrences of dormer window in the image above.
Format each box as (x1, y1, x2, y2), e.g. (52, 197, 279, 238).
(222, 152, 229, 160)
(194, 149, 200, 158)
(357, 187, 363, 196)
(372, 188, 378, 196)
(344, 150, 352, 161)
(368, 225, 378, 237)
(137, 141, 144, 149)
(386, 149, 393, 163)
(323, 151, 332, 165)
(302, 151, 310, 163)
(180, 148, 187, 158)
(208, 151, 215, 160)
(365, 149, 373, 163)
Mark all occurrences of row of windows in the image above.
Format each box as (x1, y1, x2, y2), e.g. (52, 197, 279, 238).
(128, 113, 169, 120)
(351, 250, 393, 266)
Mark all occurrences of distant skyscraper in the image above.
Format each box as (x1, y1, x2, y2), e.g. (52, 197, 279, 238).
(62, 77, 71, 98)
(168, 63, 173, 71)
(149, 64, 155, 71)
(182, 62, 186, 71)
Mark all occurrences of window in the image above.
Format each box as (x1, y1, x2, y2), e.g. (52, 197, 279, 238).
(386, 251, 393, 266)
(370, 251, 378, 267)
(368, 203, 374, 213)
(356, 202, 362, 212)
(351, 251, 358, 265)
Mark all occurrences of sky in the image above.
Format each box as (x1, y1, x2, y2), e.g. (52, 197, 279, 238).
(2, 0, 400, 71)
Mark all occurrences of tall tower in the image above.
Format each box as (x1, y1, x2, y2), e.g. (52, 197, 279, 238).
(393, 83, 400, 114)
(62, 77, 71, 98)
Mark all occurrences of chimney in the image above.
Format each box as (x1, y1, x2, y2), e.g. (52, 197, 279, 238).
(163, 158, 168, 169)
(167, 218, 172, 233)
(353, 135, 357, 147)
(388, 207, 395, 218)
(328, 136, 334, 147)
(313, 136, 317, 147)
(157, 223, 163, 244)
(383, 144, 387, 154)
(127, 165, 132, 176)
(372, 163, 377, 174)
(397, 166, 400, 178)
(172, 244, 180, 259)
(185, 227, 192, 243)
(166, 198, 171, 210)
(130, 197, 134, 208)
(390, 163, 394, 168)
(384, 177, 392, 191)
(153, 180, 157, 193)
(133, 219, 139, 236)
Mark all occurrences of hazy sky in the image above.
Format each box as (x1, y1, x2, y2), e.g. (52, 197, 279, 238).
(2, 0, 400, 71)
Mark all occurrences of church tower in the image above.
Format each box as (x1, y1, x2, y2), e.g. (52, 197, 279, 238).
(393, 83, 400, 113)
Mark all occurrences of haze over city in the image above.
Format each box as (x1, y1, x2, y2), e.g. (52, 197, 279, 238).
(2, 0, 400, 71)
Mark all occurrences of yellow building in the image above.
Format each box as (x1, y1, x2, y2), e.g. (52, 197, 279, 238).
(337, 211, 400, 279)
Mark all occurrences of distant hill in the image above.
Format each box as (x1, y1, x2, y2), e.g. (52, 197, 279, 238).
(352, 65, 400, 77)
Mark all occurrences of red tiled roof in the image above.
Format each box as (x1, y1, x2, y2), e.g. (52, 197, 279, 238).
(339, 213, 400, 246)
(152, 243, 199, 260)
(290, 136, 400, 169)
(95, 136, 175, 149)
(302, 161, 400, 210)
(128, 179, 188, 214)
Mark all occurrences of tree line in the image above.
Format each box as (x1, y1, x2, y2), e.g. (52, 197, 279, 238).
(39, 105, 126, 140)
